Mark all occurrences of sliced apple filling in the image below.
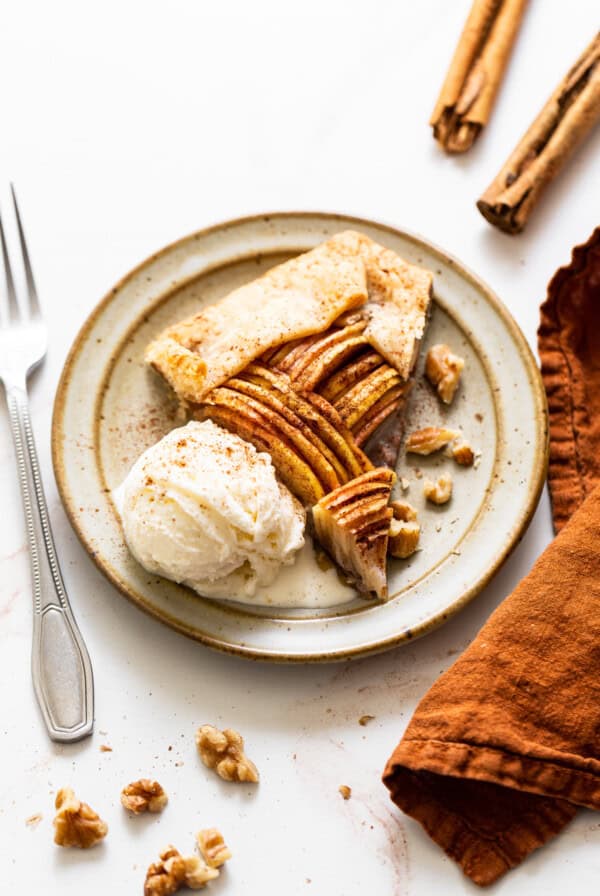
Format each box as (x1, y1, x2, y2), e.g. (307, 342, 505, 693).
(262, 318, 412, 454)
(195, 366, 372, 507)
(311, 468, 396, 600)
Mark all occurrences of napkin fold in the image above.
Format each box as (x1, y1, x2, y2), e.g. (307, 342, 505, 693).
(539, 227, 600, 531)
(383, 228, 600, 886)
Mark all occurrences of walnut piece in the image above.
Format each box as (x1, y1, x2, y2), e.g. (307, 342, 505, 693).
(425, 343, 464, 404)
(424, 473, 453, 505)
(405, 426, 459, 455)
(196, 828, 232, 869)
(388, 500, 420, 558)
(389, 499, 417, 521)
(121, 779, 168, 814)
(184, 855, 220, 888)
(144, 845, 218, 895)
(389, 519, 420, 558)
(53, 787, 108, 848)
(339, 785, 352, 800)
(196, 725, 259, 783)
(144, 846, 186, 896)
(452, 439, 475, 467)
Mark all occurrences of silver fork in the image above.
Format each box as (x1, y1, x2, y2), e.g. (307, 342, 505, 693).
(0, 186, 93, 742)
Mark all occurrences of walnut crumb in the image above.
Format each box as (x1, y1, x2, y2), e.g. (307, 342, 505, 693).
(425, 344, 464, 404)
(195, 725, 259, 783)
(121, 779, 168, 814)
(53, 787, 108, 848)
(339, 785, 352, 800)
(400, 476, 410, 491)
(144, 845, 218, 895)
(452, 439, 475, 467)
(405, 426, 459, 455)
(424, 473, 453, 505)
(100, 744, 112, 752)
(26, 813, 42, 827)
(358, 715, 375, 726)
(196, 828, 232, 868)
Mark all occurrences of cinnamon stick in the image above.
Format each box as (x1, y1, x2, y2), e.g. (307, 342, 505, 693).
(478, 33, 600, 234)
(431, 0, 529, 153)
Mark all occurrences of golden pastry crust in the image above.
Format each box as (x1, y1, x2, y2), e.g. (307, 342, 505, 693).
(146, 231, 432, 405)
(329, 231, 433, 380)
(146, 239, 369, 404)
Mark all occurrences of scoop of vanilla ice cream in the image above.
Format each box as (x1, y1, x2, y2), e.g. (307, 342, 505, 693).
(113, 420, 305, 598)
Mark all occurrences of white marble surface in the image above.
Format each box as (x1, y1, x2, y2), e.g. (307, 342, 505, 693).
(1, 1, 599, 893)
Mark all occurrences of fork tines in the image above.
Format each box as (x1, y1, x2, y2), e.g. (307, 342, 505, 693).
(0, 186, 40, 324)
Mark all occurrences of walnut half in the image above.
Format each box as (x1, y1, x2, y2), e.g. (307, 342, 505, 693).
(195, 725, 259, 783)
(121, 779, 168, 815)
(424, 473, 453, 505)
(144, 845, 218, 895)
(53, 787, 108, 848)
(425, 343, 464, 404)
(196, 828, 232, 869)
(405, 426, 459, 455)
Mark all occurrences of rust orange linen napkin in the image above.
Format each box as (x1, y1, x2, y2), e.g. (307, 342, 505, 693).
(539, 228, 600, 531)
(383, 228, 600, 886)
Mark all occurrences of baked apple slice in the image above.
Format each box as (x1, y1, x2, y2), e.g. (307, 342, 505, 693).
(312, 468, 395, 600)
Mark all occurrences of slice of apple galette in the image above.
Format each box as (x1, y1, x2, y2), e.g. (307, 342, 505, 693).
(145, 231, 433, 600)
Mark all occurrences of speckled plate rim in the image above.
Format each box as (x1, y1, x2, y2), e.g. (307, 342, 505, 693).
(51, 211, 548, 662)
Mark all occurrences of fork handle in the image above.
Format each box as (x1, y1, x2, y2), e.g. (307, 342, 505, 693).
(6, 382, 94, 742)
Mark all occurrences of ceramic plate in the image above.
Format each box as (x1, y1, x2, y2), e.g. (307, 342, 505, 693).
(52, 212, 548, 661)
